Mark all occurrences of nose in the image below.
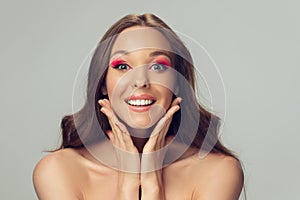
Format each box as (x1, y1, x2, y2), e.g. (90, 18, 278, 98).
(133, 80, 149, 88)
(132, 66, 150, 88)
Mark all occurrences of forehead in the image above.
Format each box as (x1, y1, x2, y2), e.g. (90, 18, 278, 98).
(111, 26, 172, 56)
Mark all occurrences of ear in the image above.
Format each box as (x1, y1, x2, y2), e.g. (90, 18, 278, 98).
(101, 85, 108, 95)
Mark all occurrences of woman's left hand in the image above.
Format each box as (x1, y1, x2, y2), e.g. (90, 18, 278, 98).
(140, 97, 181, 200)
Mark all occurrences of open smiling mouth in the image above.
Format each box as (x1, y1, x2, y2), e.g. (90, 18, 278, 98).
(125, 99, 156, 106)
(124, 94, 157, 107)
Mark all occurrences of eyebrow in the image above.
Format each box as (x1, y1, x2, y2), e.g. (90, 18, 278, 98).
(110, 50, 171, 59)
(110, 50, 128, 58)
(149, 50, 171, 58)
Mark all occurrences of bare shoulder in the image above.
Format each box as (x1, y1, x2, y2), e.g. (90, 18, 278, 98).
(33, 148, 85, 199)
(33, 148, 84, 177)
(191, 152, 244, 178)
(190, 152, 244, 200)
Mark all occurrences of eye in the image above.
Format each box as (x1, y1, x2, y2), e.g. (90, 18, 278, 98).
(150, 63, 168, 71)
(112, 64, 131, 71)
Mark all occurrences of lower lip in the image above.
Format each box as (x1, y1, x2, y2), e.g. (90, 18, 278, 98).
(127, 104, 153, 112)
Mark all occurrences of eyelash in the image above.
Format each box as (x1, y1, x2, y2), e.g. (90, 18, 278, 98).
(112, 63, 131, 71)
(112, 63, 169, 72)
(149, 63, 169, 71)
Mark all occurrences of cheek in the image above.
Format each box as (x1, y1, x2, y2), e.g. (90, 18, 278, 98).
(166, 90, 174, 104)
(159, 87, 174, 108)
(105, 71, 119, 97)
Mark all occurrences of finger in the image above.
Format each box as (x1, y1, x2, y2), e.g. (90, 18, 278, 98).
(151, 116, 168, 137)
(145, 116, 167, 149)
(157, 104, 180, 147)
(99, 99, 127, 131)
(165, 104, 180, 120)
(99, 99, 122, 131)
(147, 114, 173, 150)
(104, 109, 132, 146)
(103, 98, 113, 110)
(99, 99, 134, 148)
(100, 106, 121, 144)
(157, 118, 172, 147)
(164, 135, 174, 146)
(99, 99, 125, 145)
(170, 97, 182, 107)
(147, 104, 180, 149)
(105, 130, 115, 142)
(98, 99, 114, 116)
(98, 99, 109, 110)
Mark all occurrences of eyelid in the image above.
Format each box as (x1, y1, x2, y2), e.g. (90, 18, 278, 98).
(153, 57, 171, 67)
(110, 59, 127, 67)
(149, 63, 168, 71)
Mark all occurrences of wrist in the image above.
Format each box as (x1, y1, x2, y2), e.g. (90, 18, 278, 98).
(118, 180, 140, 193)
(141, 172, 165, 199)
(141, 170, 163, 186)
(118, 184, 140, 200)
(117, 172, 140, 199)
(141, 185, 165, 200)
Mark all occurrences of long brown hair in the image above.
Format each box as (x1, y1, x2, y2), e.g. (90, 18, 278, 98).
(58, 13, 240, 160)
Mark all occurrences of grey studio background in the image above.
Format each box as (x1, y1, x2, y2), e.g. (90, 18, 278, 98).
(1, 0, 299, 199)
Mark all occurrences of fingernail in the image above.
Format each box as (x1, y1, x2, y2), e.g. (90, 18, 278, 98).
(175, 105, 180, 112)
(100, 107, 106, 114)
(178, 97, 182, 103)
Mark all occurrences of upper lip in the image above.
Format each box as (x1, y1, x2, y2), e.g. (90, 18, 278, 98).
(125, 94, 156, 101)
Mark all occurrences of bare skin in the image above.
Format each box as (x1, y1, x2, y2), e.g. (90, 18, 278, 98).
(33, 98, 243, 199)
(33, 144, 243, 200)
(33, 26, 243, 199)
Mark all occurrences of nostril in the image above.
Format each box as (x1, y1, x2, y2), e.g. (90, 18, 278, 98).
(133, 80, 150, 88)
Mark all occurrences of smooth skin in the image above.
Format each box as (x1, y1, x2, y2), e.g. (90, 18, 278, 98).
(33, 26, 244, 199)
(99, 97, 181, 200)
(33, 98, 243, 200)
(33, 141, 243, 199)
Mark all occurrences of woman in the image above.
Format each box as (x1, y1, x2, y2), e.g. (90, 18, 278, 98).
(33, 13, 244, 200)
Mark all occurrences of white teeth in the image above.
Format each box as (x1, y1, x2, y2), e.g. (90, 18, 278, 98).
(127, 99, 154, 106)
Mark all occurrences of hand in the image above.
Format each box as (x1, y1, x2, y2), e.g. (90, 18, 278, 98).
(98, 99, 140, 200)
(140, 97, 181, 200)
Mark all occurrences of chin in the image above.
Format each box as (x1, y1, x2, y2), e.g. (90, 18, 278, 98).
(125, 115, 156, 129)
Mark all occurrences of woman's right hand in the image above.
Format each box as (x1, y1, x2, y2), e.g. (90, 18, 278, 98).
(98, 99, 140, 200)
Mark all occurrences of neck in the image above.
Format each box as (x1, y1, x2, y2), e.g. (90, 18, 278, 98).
(126, 126, 153, 153)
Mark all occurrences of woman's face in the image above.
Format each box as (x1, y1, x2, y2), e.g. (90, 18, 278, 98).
(104, 26, 177, 129)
